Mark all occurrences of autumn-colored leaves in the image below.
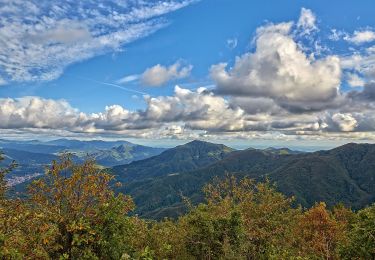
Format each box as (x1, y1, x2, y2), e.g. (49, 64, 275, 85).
(1, 155, 135, 259)
(0, 156, 374, 259)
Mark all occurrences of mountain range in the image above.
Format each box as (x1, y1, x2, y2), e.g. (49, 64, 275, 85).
(0, 139, 165, 187)
(3, 138, 375, 220)
(111, 141, 375, 219)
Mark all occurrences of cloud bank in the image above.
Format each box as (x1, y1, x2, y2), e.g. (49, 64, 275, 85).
(2, 7, 375, 142)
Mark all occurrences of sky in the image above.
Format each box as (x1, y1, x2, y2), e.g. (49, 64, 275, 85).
(1, 0, 375, 149)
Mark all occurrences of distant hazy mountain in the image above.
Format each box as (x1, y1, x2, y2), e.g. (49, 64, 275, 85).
(0, 138, 165, 165)
(263, 147, 304, 155)
(90, 144, 166, 167)
(112, 142, 375, 219)
(0, 139, 166, 187)
(0, 139, 66, 154)
(45, 139, 136, 152)
(112, 140, 235, 182)
(0, 138, 144, 153)
(1, 148, 58, 165)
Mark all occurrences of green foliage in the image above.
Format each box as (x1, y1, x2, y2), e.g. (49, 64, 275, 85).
(182, 205, 244, 259)
(1, 155, 375, 259)
(113, 140, 234, 183)
(197, 177, 300, 259)
(0, 152, 17, 199)
(1, 155, 139, 259)
(110, 142, 375, 219)
(340, 203, 375, 259)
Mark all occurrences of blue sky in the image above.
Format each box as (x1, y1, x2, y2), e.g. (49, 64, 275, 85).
(1, 0, 375, 149)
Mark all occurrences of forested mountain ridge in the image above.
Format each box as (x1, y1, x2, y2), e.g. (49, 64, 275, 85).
(112, 140, 235, 182)
(112, 142, 375, 219)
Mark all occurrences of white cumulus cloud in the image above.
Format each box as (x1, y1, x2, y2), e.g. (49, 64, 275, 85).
(141, 62, 193, 87)
(211, 21, 341, 112)
(331, 113, 358, 132)
(0, 86, 246, 135)
(0, 97, 85, 130)
(345, 30, 375, 44)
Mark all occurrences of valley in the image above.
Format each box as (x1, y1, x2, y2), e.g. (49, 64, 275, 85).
(3, 139, 374, 220)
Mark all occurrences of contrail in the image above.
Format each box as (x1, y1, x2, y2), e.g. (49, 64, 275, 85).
(74, 75, 149, 96)
(97, 81, 149, 95)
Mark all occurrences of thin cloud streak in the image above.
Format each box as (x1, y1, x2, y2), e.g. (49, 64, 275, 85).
(76, 76, 149, 96)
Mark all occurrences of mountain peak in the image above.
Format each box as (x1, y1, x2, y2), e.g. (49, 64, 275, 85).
(113, 144, 130, 153)
(177, 140, 235, 152)
(185, 140, 211, 146)
(262, 147, 305, 155)
(113, 140, 235, 182)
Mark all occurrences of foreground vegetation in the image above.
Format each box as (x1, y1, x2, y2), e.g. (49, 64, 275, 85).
(0, 155, 374, 259)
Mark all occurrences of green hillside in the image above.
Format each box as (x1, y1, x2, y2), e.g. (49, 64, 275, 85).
(112, 140, 235, 182)
(113, 142, 375, 219)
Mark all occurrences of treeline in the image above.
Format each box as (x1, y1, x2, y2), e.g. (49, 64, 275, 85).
(0, 155, 374, 259)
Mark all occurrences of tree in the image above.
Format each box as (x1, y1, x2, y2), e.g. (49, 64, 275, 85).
(295, 202, 348, 259)
(0, 152, 31, 259)
(341, 203, 375, 259)
(0, 152, 17, 200)
(144, 219, 190, 259)
(180, 176, 300, 259)
(25, 155, 136, 259)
